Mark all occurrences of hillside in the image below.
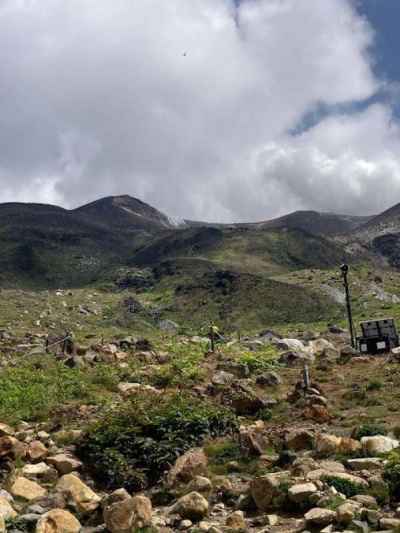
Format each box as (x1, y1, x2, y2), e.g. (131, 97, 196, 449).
(74, 194, 175, 231)
(258, 210, 372, 236)
(0, 196, 173, 287)
(348, 202, 400, 268)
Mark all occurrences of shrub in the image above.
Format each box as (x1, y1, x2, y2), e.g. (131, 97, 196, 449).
(322, 476, 365, 498)
(354, 423, 386, 440)
(366, 379, 383, 391)
(77, 392, 238, 491)
(384, 450, 400, 501)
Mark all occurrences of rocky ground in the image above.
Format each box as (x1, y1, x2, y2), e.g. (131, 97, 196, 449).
(1, 289, 400, 532)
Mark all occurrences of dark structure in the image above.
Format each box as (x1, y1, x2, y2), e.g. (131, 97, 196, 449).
(357, 318, 399, 354)
(340, 264, 356, 348)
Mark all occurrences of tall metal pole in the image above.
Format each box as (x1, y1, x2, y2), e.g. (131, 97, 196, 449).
(340, 264, 355, 348)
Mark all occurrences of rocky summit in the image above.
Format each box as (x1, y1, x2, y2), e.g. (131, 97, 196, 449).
(2, 197, 400, 532)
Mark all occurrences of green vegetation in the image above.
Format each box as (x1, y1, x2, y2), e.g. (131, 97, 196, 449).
(384, 450, 400, 501)
(354, 423, 386, 440)
(322, 476, 365, 498)
(238, 346, 279, 373)
(0, 356, 119, 424)
(77, 393, 238, 491)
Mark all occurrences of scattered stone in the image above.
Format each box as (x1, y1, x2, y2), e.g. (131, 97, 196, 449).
(103, 494, 152, 533)
(226, 510, 246, 530)
(172, 492, 209, 522)
(286, 429, 314, 451)
(304, 507, 336, 527)
(28, 440, 48, 462)
(288, 483, 318, 504)
(47, 454, 82, 474)
(36, 509, 81, 532)
(10, 477, 47, 501)
(361, 435, 399, 455)
(56, 474, 101, 513)
(251, 472, 290, 511)
(0, 496, 17, 520)
(167, 448, 208, 486)
(256, 371, 282, 386)
(347, 458, 383, 471)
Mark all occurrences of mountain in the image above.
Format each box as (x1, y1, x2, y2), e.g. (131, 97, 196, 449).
(0, 196, 173, 287)
(74, 195, 174, 231)
(351, 202, 400, 268)
(0, 194, 389, 289)
(257, 210, 372, 236)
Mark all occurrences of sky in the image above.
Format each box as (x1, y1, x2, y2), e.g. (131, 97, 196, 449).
(1, 0, 400, 222)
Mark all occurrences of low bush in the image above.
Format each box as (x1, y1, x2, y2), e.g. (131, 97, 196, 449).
(77, 392, 238, 491)
(384, 450, 400, 501)
(353, 423, 386, 440)
(322, 476, 365, 498)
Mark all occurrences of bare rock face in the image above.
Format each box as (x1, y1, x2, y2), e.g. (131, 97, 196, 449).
(167, 448, 208, 486)
(103, 494, 152, 533)
(56, 474, 101, 513)
(36, 509, 81, 533)
(172, 491, 209, 521)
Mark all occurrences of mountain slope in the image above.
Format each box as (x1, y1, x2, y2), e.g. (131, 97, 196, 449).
(74, 195, 174, 232)
(0, 196, 174, 287)
(258, 210, 372, 236)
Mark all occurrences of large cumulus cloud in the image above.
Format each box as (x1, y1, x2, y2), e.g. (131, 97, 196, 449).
(0, 0, 397, 221)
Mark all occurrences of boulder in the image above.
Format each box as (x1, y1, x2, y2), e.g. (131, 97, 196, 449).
(56, 473, 101, 513)
(288, 483, 318, 504)
(103, 495, 152, 533)
(36, 509, 81, 532)
(172, 492, 209, 521)
(28, 440, 48, 462)
(275, 339, 306, 352)
(336, 502, 360, 525)
(239, 422, 269, 456)
(212, 371, 235, 387)
(187, 476, 212, 496)
(285, 429, 314, 451)
(0, 496, 17, 520)
(22, 462, 56, 482)
(361, 435, 399, 455)
(250, 472, 290, 511)
(10, 477, 47, 501)
(256, 371, 282, 387)
(380, 517, 400, 529)
(305, 507, 336, 527)
(0, 435, 26, 459)
(47, 454, 82, 474)
(225, 510, 246, 530)
(307, 470, 368, 489)
(167, 448, 208, 486)
(347, 458, 383, 471)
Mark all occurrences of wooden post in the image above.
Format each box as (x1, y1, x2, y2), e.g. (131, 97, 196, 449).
(303, 364, 310, 392)
(210, 325, 215, 353)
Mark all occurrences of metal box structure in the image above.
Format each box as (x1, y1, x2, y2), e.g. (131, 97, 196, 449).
(357, 318, 399, 354)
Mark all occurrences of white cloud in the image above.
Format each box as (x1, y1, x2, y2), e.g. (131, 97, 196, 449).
(0, 0, 398, 221)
